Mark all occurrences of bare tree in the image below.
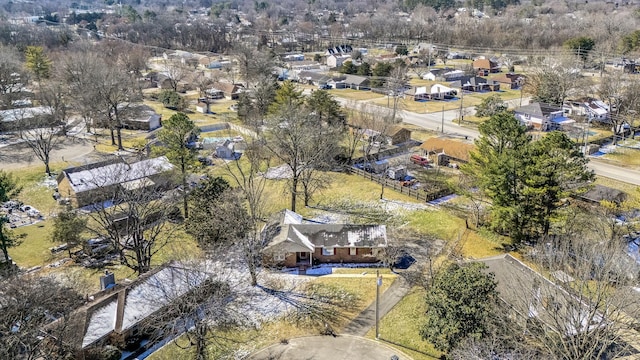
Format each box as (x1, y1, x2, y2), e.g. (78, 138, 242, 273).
(515, 233, 640, 359)
(0, 274, 83, 360)
(224, 140, 270, 286)
(264, 102, 339, 212)
(0, 45, 28, 110)
(162, 59, 190, 93)
(14, 80, 68, 176)
(85, 162, 180, 275)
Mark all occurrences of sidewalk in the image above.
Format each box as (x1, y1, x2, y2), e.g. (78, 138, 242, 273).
(342, 273, 411, 336)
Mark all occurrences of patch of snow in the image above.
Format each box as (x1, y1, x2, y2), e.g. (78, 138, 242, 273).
(290, 226, 315, 251)
(82, 300, 117, 347)
(263, 164, 293, 179)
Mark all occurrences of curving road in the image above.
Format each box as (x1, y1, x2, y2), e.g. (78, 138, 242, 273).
(337, 97, 640, 187)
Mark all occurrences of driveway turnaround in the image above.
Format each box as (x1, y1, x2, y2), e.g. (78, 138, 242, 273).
(249, 335, 412, 360)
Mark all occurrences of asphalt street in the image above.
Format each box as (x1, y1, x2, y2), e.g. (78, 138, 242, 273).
(337, 97, 640, 186)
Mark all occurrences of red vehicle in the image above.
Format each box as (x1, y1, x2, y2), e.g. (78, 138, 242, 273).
(410, 155, 430, 166)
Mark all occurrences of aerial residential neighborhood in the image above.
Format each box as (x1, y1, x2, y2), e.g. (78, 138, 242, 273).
(1, 0, 640, 359)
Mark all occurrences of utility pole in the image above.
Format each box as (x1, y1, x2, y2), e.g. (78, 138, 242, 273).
(459, 88, 464, 125)
(441, 104, 445, 133)
(375, 269, 382, 340)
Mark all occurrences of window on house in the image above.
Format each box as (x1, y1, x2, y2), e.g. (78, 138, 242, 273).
(322, 248, 334, 256)
(349, 248, 357, 256)
(275, 253, 285, 261)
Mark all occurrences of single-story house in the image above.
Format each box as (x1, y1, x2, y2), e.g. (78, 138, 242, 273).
(343, 74, 370, 90)
(478, 254, 607, 338)
(449, 76, 500, 92)
(209, 82, 242, 100)
(56, 156, 174, 208)
(493, 73, 525, 89)
(296, 70, 331, 87)
(386, 125, 412, 145)
(578, 184, 627, 205)
(215, 139, 237, 159)
(514, 102, 576, 131)
(122, 105, 162, 131)
(0, 106, 52, 132)
(563, 98, 609, 123)
(55, 262, 212, 357)
(422, 68, 455, 81)
(263, 210, 388, 269)
(419, 137, 475, 166)
(473, 58, 501, 74)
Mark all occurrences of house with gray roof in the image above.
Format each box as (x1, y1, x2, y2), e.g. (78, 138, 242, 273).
(56, 156, 174, 208)
(262, 210, 387, 269)
(449, 76, 500, 92)
(514, 102, 575, 131)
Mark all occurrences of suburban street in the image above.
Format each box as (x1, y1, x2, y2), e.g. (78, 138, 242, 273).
(336, 97, 640, 186)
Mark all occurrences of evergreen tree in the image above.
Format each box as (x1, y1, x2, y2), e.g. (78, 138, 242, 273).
(421, 262, 498, 352)
(156, 113, 200, 218)
(24, 46, 51, 81)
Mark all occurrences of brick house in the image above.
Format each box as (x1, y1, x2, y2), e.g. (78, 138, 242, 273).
(262, 210, 387, 268)
(473, 59, 501, 74)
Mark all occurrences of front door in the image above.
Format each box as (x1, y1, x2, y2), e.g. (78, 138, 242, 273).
(296, 252, 309, 264)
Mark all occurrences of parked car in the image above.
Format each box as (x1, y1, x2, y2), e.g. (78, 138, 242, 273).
(410, 155, 430, 166)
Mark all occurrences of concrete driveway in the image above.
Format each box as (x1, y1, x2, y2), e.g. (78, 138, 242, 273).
(249, 335, 412, 360)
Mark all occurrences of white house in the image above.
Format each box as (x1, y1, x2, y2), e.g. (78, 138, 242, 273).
(515, 103, 575, 131)
(563, 99, 610, 123)
(327, 54, 351, 68)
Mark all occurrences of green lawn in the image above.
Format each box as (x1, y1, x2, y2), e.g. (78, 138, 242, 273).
(329, 89, 385, 101)
(366, 287, 442, 360)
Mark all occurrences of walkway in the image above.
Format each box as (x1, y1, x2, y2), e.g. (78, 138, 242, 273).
(342, 274, 411, 336)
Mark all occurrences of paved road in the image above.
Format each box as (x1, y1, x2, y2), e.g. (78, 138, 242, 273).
(337, 97, 640, 186)
(249, 335, 412, 360)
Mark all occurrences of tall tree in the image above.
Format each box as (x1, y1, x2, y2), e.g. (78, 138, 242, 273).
(156, 112, 200, 218)
(523, 58, 583, 106)
(463, 111, 531, 243)
(523, 131, 593, 238)
(24, 46, 51, 82)
(50, 206, 87, 258)
(0, 45, 27, 110)
(306, 90, 344, 127)
(420, 262, 498, 352)
(16, 80, 69, 176)
(224, 140, 270, 286)
(564, 36, 595, 63)
(474, 93, 507, 117)
(86, 166, 180, 275)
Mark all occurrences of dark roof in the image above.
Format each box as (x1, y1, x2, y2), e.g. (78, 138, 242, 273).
(515, 102, 562, 117)
(343, 74, 369, 85)
(263, 210, 387, 253)
(298, 70, 331, 83)
(579, 184, 627, 204)
(449, 76, 497, 88)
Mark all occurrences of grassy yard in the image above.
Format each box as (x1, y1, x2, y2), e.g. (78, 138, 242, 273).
(149, 272, 396, 360)
(603, 147, 640, 168)
(329, 88, 385, 101)
(365, 287, 442, 360)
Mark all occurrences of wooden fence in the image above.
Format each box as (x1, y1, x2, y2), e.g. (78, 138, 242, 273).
(349, 167, 452, 203)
